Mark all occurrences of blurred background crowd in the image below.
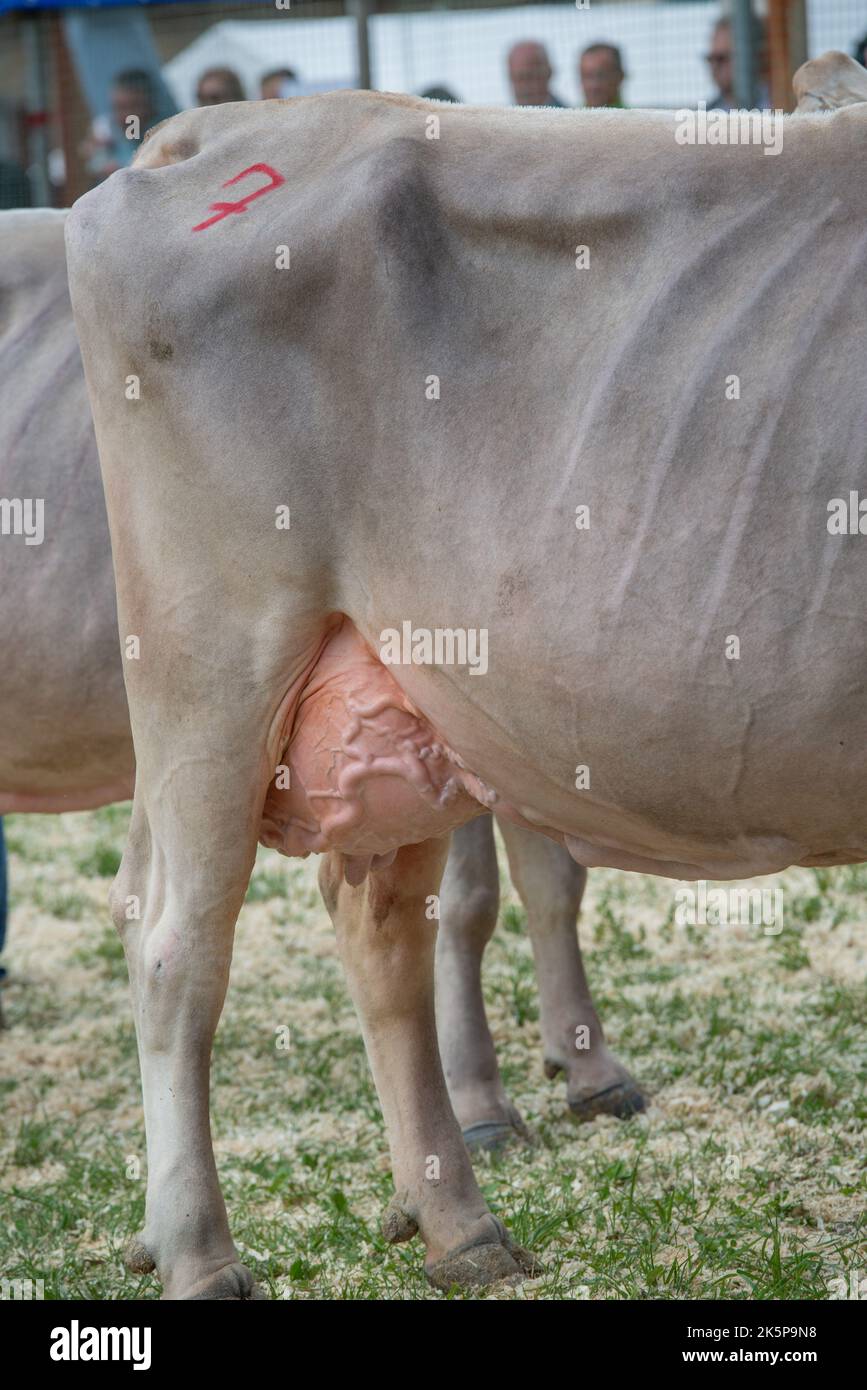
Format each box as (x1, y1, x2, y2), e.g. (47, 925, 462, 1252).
(0, 1, 865, 207)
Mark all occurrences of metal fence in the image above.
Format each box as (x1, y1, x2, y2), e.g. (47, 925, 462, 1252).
(1, 0, 866, 208)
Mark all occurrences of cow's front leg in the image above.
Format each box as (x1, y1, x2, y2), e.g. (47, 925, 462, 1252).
(497, 819, 646, 1119)
(116, 705, 274, 1300)
(319, 838, 537, 1291)
(435, 816, 528, 1150)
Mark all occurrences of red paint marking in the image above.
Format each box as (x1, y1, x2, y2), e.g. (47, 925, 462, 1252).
(192, 163, 285, 233)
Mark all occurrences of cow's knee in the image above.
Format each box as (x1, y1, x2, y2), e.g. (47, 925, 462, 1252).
(534, 855, 586, 928)
(438, 817, 500, 954)
(108, 817, 150, 938)
(109, 878, 131, 936)
(439, 883, 499, 952)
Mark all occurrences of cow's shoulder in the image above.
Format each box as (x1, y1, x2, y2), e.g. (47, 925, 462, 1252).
(66, 92, 455, 332)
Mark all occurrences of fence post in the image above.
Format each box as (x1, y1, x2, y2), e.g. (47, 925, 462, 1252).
(23, 13, 51, 206)
(731, 0, 757, 108)
(349, 0, 373, 90)
(768, 0, 808, 111)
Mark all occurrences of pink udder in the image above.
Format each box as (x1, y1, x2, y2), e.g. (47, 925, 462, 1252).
(260, 620, 493, 881)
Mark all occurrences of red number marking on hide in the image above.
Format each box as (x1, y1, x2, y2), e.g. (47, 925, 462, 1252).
(192, 163, 286, 232)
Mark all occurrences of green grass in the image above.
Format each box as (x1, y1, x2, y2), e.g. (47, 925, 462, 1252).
(76, 844, 123, 879)
(1, 807, 865, 1300)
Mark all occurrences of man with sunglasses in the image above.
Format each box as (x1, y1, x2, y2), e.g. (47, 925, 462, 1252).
(705, 14, 770, 112)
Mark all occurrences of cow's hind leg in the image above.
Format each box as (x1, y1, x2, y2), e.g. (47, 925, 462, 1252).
(115, 698, 280, 1300)
(497, 819, 646, 1120)
(319, 838, 537, 1291)
(436, 817, 527, 1151)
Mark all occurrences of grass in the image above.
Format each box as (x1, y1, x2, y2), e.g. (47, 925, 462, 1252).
(0, 805, 865, 1300)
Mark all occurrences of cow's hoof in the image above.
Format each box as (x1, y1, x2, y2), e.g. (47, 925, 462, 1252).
(426, 1222, 541, 1292)
(545, 1055, 647, 1122)
(125, 1238, 265, 1299)
(179, 1263, 266, 1301)
(382, 1200, 541, 1291)
(462, 1118, 529, 1154)
(569, 1079, 647, 1121)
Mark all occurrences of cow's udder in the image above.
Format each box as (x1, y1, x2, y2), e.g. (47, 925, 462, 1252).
(260, 618, 493, 884)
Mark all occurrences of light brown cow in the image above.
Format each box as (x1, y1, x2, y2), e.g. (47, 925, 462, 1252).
(0, 210, 640, 1133)
(65, 83, 867, 1296)
(0, 212, 132, 816)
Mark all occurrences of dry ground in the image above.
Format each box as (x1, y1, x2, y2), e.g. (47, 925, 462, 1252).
(1, 802, 865, 1299)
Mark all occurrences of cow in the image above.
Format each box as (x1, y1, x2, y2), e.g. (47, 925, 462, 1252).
(64, 81, 867, 1298)
(0, 209, 640, 1125)
(0, 208, 132, 1030)
(4, 53, 862, 1030)
(0, 212, 133, 818)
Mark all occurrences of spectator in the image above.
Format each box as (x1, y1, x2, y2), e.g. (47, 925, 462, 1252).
(507, 41, 565, 108)
(705, 15, 770, 111)
(579, 43, 625, 108)
(260, 68, 297, 100)
(111, 70, 156, 147)
(0, 160, 31, 209)
(854, 33, 867, 70)
(196, 68, 246, 106)
(419, 85, 459, 103)
(0, 820, 6, 1028)
(82, 69, 157, 181)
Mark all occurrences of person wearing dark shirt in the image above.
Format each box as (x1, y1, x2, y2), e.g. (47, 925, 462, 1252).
(705, 15, 770, 112)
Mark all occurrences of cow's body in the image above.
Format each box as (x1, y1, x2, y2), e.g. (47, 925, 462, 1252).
(0, 208, 640, 1149)
(0, 211, 133, 814)
(70, 94, 867, 879)
(64, 88, 867, 1295)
